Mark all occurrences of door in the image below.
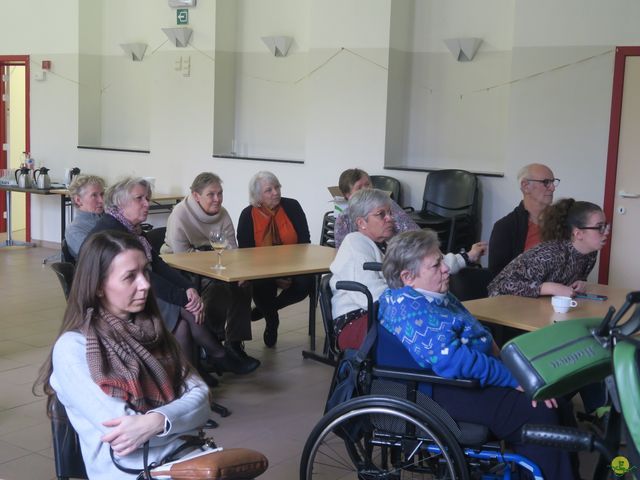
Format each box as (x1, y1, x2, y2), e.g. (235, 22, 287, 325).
(0, 56, 29, 238)
(601, 48, 640, 288)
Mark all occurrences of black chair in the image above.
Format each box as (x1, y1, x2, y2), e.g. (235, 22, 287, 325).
(411, 169, 479, 253)
(50, 262, 76, 300)
(61, 239, 75, 265)
(319, 211, 335, 248)
(369, 175, 402, 204)
(448, 267, 493, 302)
(50, 396, 88, 480)
(144, 226, 167, 253)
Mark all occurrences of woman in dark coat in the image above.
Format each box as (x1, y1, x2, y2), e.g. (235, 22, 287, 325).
(237, 171, 312, 347)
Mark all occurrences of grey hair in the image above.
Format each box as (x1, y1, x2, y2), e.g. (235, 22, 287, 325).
(382, 230, 440, 289)
(68, 175, 105, 207)
(248, 171, 281, 207)
(516, 164, 533, 185)
(105, 177, 152, 209)
(348, 188, 392, 226)
(190, 172, 222, 194)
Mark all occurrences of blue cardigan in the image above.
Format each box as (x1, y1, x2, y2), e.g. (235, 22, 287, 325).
(378, 286, 518, 388)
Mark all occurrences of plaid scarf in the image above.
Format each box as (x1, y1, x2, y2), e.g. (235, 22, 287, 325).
(106, 206, 153, 261)
(84, 308, 177, 413)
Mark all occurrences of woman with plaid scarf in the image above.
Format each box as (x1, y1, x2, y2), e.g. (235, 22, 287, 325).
(35, 230, 210, 479)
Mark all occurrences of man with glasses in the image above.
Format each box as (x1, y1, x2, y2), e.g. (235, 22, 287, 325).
(489, 163, 560, 276)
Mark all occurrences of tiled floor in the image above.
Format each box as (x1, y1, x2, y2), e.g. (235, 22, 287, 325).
(0, 239, 603, 480)
(0, 241, 333, 479)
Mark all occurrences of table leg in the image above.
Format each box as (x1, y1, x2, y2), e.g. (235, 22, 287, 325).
(1, 189, 35, 248)
(42, 193, 66, 263)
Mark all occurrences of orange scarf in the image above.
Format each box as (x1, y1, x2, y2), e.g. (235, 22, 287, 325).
(251, 205, 298, 247)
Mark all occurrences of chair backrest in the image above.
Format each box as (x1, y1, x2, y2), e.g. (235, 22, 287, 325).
(370, 175, 401, 204)
(60, 239, 75, 264)
(319, 211, 336, 248)
(319, 273, 339, 357)
(448, 267, 493, 302)
(421, 169, 478, 218)
(144, 227, 167, 253)
(49, 396, 88, 480)
(50, 262, 76, 300)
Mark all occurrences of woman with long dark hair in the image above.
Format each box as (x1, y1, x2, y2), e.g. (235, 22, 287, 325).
(35, 230, 210, 479)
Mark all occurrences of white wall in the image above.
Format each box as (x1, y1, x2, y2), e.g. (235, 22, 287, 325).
(1, 0, 639, 268)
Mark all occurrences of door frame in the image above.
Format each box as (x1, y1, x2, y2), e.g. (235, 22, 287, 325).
(0, 55, 30, 238)
(600, 46, 640, 284)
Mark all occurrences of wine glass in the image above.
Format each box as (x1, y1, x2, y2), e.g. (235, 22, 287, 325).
(209, 230, 228, 270)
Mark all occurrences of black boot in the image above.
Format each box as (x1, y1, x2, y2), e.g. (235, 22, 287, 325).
(227, 342, 261, 372)
(228, 341, 255, 360)
(210, 345, 260, 375)
(263, 314, 279, 348)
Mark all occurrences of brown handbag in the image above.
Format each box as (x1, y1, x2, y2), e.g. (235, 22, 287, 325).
(150, 448, 268, 480)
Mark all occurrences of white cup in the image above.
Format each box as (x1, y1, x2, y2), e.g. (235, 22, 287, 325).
(551, 295, 578, 314)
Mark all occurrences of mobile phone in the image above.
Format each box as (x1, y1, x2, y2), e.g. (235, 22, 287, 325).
(575, 293, 608, 301)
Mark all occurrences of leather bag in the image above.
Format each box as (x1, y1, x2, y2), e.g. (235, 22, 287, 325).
(150, 448, 268, 480)
(501, 317, 611, 400)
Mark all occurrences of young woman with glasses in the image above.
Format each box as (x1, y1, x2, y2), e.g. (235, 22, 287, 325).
(488, 198, 609, 298)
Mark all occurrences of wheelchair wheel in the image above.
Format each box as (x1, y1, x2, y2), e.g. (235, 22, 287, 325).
(300, 395, 469, 480)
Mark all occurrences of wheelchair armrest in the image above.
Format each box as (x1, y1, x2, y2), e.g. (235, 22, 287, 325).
(372, 366, 479, 388)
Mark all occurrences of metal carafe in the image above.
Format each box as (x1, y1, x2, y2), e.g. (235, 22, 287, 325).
(15, 166, 32, 189)
(34, 167, 51, 189)
(64, 167, 81, 187)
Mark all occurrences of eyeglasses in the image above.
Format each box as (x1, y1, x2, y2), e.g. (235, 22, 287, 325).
(578, 223, 610, 234)
(368, 209, 393, 220)
(526, 178, 561, 188)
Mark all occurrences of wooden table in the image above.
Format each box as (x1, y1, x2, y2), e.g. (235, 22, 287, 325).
(162, 244, 336, 355)
(463, 284, 631, 332)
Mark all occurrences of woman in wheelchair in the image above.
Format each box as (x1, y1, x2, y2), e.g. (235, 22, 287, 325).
(35, 230, 210, 479)
(378, 229, 578, 479)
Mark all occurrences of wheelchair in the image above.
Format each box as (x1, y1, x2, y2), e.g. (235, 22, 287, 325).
(300, 268, 640, 479)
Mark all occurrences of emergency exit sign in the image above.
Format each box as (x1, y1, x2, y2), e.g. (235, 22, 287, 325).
(177, 9, 189, 25)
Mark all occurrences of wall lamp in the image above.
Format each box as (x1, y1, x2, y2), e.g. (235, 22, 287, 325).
(162, 27, 193, 48)
(261, 36, 293, 57)
(444, 37, 483, 62)
(120, 43, 148, 61)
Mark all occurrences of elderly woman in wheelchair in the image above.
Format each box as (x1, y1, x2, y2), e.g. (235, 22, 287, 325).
(377, 229, 578, 479)
(303, 229, 579, 480)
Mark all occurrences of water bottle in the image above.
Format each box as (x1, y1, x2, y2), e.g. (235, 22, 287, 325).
(24, 152, 35, 170)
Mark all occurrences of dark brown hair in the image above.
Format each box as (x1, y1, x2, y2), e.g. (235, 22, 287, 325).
(34, 230, 192, 411)
(540, 198, 602, 242)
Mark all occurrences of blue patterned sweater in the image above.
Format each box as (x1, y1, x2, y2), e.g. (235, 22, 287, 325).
(378, 286, 518, 388)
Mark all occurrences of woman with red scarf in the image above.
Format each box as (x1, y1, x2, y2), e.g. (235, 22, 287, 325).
(35, 230, 210, 479)
(237, 171, 312, 348)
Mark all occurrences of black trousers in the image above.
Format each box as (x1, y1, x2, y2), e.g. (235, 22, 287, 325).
(201, 280, 253, 342)
(432, 384, 578, 480)
(251, 275, 314, 323)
